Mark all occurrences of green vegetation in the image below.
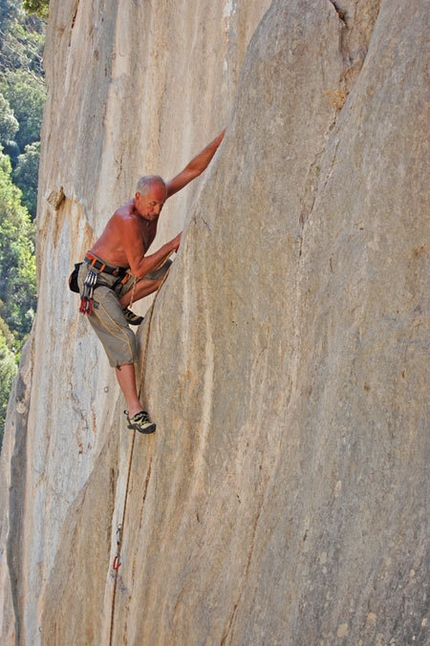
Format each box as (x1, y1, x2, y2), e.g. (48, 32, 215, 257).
(0, 0, 45, 448)
(0, 148, 36, 337)
(0, 317, 18, 441)
(23, 0, 48, 20)
(13, 140, 40, 215)
(0, 146, 37, 446)
(0, 0, 45, 217)
(1, 69, 45, 156)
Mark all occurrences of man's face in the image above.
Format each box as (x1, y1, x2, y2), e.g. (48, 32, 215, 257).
(135, 183, 167, 221)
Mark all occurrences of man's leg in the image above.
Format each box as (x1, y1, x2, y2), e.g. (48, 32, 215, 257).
(116, 364, 156, 434)
(115, 364, 143, 418)
(119, 258, 173, 309)
(119, 278, 163, 309)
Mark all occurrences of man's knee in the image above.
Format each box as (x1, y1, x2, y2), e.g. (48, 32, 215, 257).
(87, 311, 137, 367)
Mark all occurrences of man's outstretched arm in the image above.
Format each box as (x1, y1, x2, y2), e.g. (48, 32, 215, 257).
(166, 129, 226, 199)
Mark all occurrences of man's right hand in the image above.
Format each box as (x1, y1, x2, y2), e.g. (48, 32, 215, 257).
(166, 130, 225, 199)
(171, 232, 182, 252)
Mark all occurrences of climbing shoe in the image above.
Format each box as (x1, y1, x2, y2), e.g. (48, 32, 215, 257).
(123, 308, 144, 326)
(124, 410, 156, 434)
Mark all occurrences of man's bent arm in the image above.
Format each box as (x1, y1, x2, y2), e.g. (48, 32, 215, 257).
(166, 129, 225, 199)
(128, 234, 181, 278)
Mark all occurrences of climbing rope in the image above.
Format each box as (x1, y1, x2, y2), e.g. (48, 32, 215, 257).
(108, 427, 136, 646)
(108, 265, 172, 646)
(127, 275, 138, 312)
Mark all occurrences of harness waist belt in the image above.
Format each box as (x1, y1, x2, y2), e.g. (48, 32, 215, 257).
(84, 253, 129, 278)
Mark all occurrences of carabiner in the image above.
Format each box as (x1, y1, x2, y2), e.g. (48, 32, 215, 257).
(112, 554, 122, 570)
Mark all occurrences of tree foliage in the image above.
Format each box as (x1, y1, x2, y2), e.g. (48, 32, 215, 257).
(0, 145, 35, 450)
(23, 0, 48, 20)
(0, 69, 45, 151)
(13, 139, 39, 217)
(0, 0, 19, 28)
(0, 0, 46, 187)
(0, 316, 18, 448)
(0, 0, 46, 150)
(0, 1, 45, 74)
(0, 147, 36, 339)
(0, 92, 18, 143)
(0, 0, 45, 450)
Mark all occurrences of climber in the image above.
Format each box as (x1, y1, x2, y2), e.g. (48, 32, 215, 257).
(76, 129, 225, 434)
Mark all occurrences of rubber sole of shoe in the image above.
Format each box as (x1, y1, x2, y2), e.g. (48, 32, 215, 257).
(124, 410, 156, 434)
(129, 421, 156, 434)
(123, 308, 144, 326)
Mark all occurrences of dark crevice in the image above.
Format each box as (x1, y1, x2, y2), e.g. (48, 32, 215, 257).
(327, 1, 384, 102)
(71, 0, 80, 30)
(328, 0, 347, 25)
(220, 503, 264, 645)
(69, 0, 80, 47)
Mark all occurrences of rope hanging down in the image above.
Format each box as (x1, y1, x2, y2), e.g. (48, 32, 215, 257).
(108, 267, 171, 646)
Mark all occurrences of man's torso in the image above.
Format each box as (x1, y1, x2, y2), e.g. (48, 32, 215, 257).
(89, 200, 157, 268)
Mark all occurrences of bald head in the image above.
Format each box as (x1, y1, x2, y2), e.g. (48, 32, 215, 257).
(134, 175, 167, 220)
(135, 175, 166, 197)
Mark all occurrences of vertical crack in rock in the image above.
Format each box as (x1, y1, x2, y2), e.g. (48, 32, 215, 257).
(328, 0, 382, 95)
(299, 151, 324, 231)
(220, 503, 264, 644)
(6, 339, 33, 644)
(328, 0, 347, 25)
(109, 454, 153, 644)
(69, 0, 81, 45)
(300, 0, 383, 233)
(136, 455, 153, 533)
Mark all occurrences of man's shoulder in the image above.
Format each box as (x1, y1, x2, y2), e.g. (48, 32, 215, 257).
(114, 200, 137, 222)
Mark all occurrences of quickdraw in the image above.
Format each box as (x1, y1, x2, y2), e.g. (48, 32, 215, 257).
(112, 555, 121, 570)
(79, 269, 98, 314)
(112, 524, 122, 571)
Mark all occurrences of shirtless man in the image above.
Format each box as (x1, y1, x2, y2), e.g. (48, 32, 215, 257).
(78, 130, 225, 434)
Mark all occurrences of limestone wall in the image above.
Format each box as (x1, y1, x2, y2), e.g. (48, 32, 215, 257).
(1, 0, 428, 644)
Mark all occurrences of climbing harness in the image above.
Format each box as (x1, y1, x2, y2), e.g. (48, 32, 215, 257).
(78, 253, 131, 315)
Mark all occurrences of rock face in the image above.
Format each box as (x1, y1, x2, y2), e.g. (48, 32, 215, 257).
(1, 0, 429, 644)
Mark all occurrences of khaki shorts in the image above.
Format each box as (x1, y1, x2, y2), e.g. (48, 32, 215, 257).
(78, 257, 172, 367)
